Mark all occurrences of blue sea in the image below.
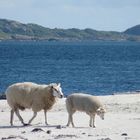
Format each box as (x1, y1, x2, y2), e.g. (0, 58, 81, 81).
(0, 41, 140, 96)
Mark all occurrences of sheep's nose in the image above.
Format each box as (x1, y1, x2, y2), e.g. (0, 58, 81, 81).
(60, 95, 63, 98)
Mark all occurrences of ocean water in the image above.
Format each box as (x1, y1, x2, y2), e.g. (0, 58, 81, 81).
(0, 41, 140, 96)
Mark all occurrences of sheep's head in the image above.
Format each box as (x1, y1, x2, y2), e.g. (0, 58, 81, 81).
(96, 107, 106, 120)
(51, 83, 64, 98)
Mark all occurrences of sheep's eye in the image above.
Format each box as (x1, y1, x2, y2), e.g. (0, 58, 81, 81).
(53, 88, 58, 92)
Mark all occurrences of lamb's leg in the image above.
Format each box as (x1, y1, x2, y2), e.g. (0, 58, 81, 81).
(89, 115, 93, 127)
(44, 110, 48, 125)
(70, 114, 75, 127)
(66, 114, 71, 126)
(15, 109, 25, 125)
(67, 114, 75, 127)
(67, 111, 75, 127)
(28, 112, 37, 124)
(10, 109, 14, 126)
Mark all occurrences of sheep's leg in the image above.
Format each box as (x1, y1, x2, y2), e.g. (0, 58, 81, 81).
(92, 114, 96, 128)
(28, 112, 37, 124)
(15, 109, 25, 125)
(44, 110, 48, 125)
(10, 109, 14, 126)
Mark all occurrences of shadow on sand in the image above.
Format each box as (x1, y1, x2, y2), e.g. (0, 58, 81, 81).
(0, 124, 67, 129)
(0, 125, 27, 129)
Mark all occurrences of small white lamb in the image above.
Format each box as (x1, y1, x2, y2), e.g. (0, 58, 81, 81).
(66, 93, 106, 127)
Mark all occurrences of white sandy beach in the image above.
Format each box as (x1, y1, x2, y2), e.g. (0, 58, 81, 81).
(0, 93, 140, 140)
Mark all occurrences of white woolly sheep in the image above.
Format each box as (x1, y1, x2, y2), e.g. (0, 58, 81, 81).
(66, 93, 106, 127)
(6, 82, 64, 126)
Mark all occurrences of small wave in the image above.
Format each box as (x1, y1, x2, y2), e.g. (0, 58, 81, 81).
(112, 91, 140, 95)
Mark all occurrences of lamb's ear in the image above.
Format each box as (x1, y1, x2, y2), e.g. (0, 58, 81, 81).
(103, 106, 107, 113)
(96, 108, 101, 113)
(96, 107, 106, 113)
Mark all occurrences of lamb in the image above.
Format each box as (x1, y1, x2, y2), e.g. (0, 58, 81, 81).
(66, 93, 106, 127)
(5, 82, 64, 126)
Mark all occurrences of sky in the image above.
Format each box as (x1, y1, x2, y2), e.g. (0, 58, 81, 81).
(0, 0, 140, 31)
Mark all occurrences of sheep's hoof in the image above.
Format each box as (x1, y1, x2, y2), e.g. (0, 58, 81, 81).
(45, 123, 49, 126)
(89, 125, 95, 128)
(23, 123, 30, 126)
(66, 124, 69, 127)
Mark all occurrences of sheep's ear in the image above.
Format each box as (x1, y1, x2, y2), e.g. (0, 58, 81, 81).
(51, 85, 54, 89)
(57, 83, 61, 87)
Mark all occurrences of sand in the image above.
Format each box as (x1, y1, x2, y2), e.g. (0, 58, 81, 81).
(0, 93, 140, 140)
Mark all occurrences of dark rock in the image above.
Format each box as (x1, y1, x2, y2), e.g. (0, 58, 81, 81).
(31, 128, 44, 132)
(121, 133, 128, 136)
(99, 138, 112, 140)
(1, 135, 28, 140)
(82, 132, 86, 135)
(104, 138, 112, 140)
(88, 134, 93, 137)
(46, 130, 51, 134)
(55, 134, 78, 139)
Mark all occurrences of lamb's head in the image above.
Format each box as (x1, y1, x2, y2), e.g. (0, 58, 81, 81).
(50, 83, 64, 98)
(96, 107, 106, 120)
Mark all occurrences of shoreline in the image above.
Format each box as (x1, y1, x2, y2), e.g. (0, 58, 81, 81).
(0, 91, 140, 99)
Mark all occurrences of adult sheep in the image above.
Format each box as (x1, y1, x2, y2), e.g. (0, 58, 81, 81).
(6, 82, 64, 126)
(66, 93, 106, 128)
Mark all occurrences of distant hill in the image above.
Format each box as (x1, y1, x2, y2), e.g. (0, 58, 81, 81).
(0, 19, 140, 41)
(124, 25, 140, 36)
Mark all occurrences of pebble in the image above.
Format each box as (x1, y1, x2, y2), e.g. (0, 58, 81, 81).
(121, 133, 128, 136)
(46, 130, 52, 134)
(31, 128, 44, 132)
